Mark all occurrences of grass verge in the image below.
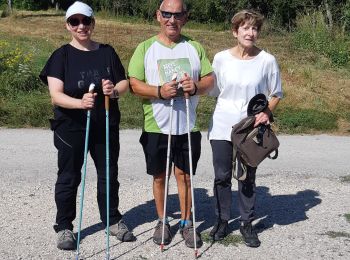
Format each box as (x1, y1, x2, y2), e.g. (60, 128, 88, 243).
(0, 91, 51, 127)
(276, 107, 338, 134)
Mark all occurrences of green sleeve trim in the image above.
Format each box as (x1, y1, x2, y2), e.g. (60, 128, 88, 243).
(128, 36, 157, 81)
(188, 39, 213, 77)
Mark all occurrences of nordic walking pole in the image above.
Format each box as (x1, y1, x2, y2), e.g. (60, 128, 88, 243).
(75, 83, 95, 260)
(105, 92, 110, 260)
(184, 75, 198, 258)
(160, 73, 177, 252)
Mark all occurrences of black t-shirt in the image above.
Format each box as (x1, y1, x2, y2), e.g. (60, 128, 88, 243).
(40, 44, 125, 129)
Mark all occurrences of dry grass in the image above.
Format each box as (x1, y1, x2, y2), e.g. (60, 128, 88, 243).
(1, 11, 350, 132)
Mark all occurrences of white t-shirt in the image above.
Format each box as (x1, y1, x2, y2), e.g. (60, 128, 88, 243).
(208, 49, 283, 141)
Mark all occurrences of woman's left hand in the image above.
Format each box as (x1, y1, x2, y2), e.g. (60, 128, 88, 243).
(102, 79, 114, 96)
(254, 111, 270, 127)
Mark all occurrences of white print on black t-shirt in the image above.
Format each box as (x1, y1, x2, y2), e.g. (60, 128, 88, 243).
(79, 69, 101, 88)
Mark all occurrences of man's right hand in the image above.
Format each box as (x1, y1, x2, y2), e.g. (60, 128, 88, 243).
(159, 80, 178, 99)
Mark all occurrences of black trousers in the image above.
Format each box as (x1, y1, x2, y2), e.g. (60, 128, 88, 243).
(211, 140, 256, 222)
(52, 118, 122, 232)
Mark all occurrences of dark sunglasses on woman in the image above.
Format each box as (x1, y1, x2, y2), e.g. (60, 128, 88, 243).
(68, 16, 93, 27)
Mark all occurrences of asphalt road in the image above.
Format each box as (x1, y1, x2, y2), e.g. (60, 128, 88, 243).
(0, 128, 349, 259)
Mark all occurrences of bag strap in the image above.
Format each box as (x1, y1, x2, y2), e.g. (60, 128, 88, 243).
(268, 149, 278, 159)
(232, 145, 248, 181)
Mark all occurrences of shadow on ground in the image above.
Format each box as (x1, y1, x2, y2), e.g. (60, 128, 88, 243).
(78, 186, 321, 257)
(121, 186, 322, 234)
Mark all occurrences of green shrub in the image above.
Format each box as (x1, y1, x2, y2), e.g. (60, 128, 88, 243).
(0, 38, 49, 127)
(0, 2, 9, 17)
(0, 39, 43, 97)
(13, 0, 49, 11)
(292, 11, 350, 67)
(326, 46, 349, 67)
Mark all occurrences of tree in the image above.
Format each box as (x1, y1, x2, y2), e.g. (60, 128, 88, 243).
(322, 0, 333, 31)
(7, 0, 12, 14)
(51, 0, 59, 11)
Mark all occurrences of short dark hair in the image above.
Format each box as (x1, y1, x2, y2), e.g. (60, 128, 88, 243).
(231, 10, 264, 32)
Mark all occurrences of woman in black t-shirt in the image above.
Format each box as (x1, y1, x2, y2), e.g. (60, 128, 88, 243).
(39, 1, 135, 251)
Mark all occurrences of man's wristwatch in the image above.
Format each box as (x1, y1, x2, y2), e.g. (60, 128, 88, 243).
(158, 85, 165, 100)
(189, 82, 198, 96)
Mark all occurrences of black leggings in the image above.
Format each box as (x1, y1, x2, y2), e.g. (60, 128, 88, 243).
(53, 119, 122, 232)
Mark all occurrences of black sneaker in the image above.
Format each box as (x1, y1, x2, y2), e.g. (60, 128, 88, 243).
(109, 219, 136, 242)
(57, 229, 76, 250)
(239, 222, 261, 248)
(209, 219, 228, 241)
(180, 220, 203, 248)
(153, 220, 172, 245)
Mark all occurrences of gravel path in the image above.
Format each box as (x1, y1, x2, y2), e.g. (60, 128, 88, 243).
(0, 129, 349, 260)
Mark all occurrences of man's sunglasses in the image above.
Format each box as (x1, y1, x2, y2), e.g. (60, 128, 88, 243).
(160, 11, 186, 20)
(68, 16, 93, 27)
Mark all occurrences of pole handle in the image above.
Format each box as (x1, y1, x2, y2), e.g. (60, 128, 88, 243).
(183, 73, 190, 99)
(105, 96, 110, 111)
(88, 83, 95, 94)
(86, 83, 95, 111)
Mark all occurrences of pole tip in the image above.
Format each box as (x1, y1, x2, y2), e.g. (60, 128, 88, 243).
(195, 249, 199, 258)
(160, 244, 164, 252)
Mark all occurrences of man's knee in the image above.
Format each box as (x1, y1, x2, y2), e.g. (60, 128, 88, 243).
(153, 172, 166, 185)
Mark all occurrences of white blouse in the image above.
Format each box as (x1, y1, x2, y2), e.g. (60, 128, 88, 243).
(208, 49, 283, 141)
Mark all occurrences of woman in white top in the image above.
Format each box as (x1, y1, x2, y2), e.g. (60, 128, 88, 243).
(208, 10, 283, 247)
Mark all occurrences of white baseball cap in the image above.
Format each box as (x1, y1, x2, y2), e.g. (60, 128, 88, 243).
(65, 1, 94, 20)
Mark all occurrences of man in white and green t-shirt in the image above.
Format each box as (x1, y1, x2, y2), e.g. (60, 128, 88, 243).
(128, 0, 214, 249)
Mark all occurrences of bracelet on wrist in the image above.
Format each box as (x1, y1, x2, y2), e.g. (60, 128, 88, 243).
(158, 85, 165, 100)
(189, 82, 198, 96)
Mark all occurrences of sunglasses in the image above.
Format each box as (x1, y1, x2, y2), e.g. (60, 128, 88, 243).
(160, 10, 186, 20)
(68, 16, 93, 27)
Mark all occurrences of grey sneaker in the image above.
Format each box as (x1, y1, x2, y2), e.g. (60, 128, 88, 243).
(109, 219, 136, 242)
(153, 220, 172, 245)
(57, 229, 76, 250)
(180, 220, 203, 248)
